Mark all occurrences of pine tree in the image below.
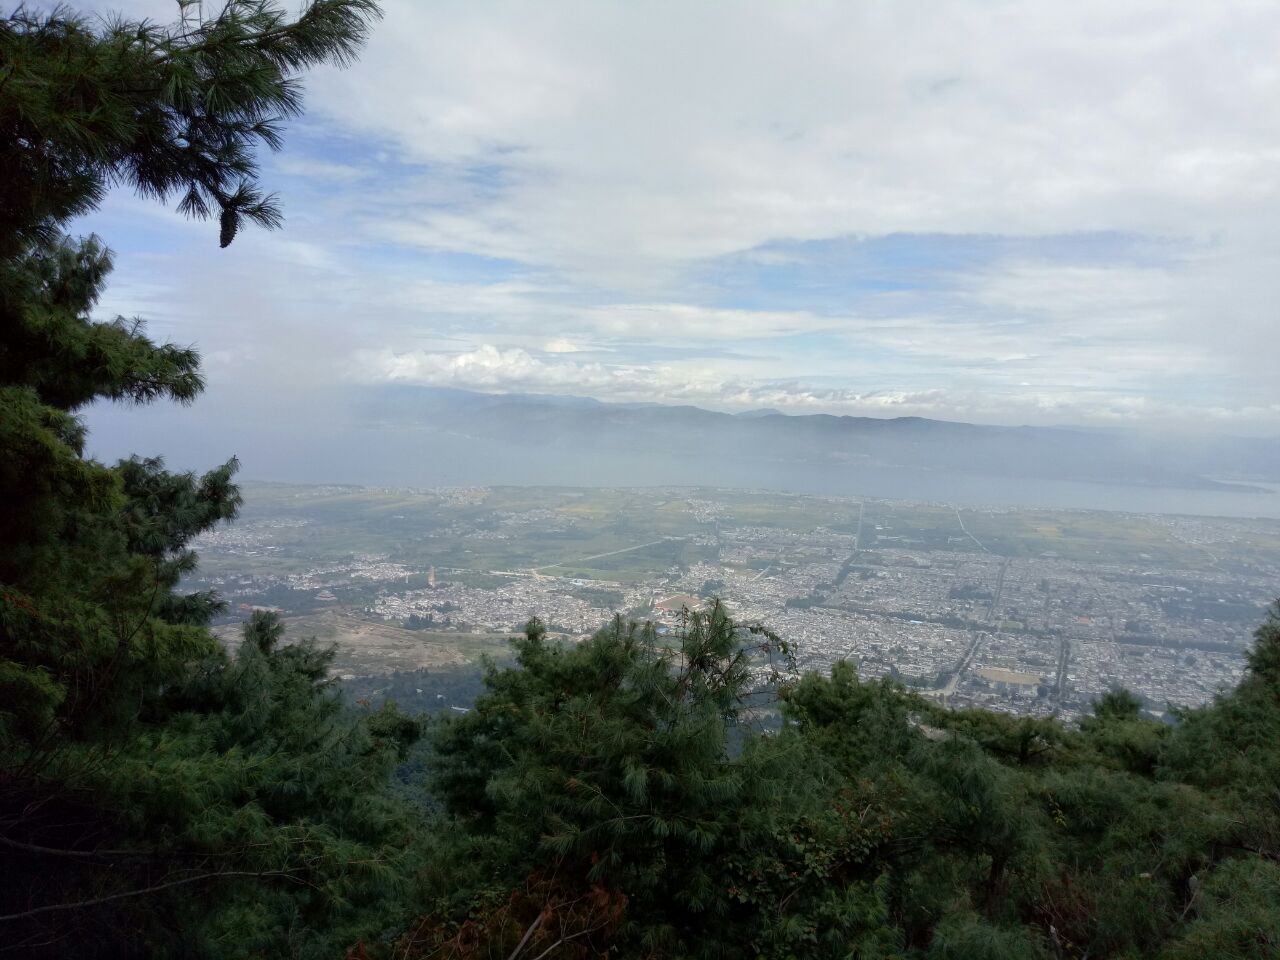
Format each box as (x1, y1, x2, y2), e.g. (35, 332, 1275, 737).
(405, 603, 1280, 959)
(0, 3, 405, 956)
(406, 604, 796, 959)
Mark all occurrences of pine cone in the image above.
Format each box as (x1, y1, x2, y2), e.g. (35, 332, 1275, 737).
(219, 207, 238, 248)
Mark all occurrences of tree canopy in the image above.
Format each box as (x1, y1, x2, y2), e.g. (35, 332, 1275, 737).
(0, 3, 417, 957)
(1, 0, 379, 255)
(399, 607, 1280, 960)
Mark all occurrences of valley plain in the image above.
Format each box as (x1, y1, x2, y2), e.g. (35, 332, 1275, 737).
(195, 482, 1280, 720)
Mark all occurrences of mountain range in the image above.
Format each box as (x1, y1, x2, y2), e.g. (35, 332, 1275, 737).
(353, 387, 1279, 501)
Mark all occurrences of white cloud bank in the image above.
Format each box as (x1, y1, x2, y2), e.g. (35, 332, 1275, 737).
(359, 343, 1280, 430)
(84, 0, 1280, 432)
(312, 1, 1280, 281)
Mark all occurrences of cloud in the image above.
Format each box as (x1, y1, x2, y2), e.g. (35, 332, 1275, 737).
(273, 156, 368, 183)
(307, 2, 1280, 278)
(361, 344, 675, 397)
(355, 343, 1278, 430)
(542, 338, 588, 353)
(80, 0, 1280, 437)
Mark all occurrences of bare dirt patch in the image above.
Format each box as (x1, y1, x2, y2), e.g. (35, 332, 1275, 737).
(213, 609, 511, 677)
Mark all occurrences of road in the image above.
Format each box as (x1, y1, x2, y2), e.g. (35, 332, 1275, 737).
(988, 558, 1010, 622)
(533, 537, 681, 573)
(933, 630, 989, 700)
(955, 507, 991, 553)
(1053, 636, 1071, 704)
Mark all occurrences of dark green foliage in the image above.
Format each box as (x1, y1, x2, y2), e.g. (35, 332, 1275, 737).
(403, 607, 1280, 959)
(1159, 858, 1280, 959)
(403, 605, 796, 958)
(1092, 687, 1145, 720)
(1, 2, 400, 956)
(4, 613, 419, 956)
(1, 0, 381, 255)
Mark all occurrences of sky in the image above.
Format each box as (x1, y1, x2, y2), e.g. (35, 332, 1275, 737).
(79, 0, 1280, 445)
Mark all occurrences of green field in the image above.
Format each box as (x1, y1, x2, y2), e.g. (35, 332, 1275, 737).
(209, 483, 861, 584)
(205, 482, 1280, 583)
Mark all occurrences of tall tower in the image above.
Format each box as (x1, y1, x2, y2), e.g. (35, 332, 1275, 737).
(428, 565, 436, 588)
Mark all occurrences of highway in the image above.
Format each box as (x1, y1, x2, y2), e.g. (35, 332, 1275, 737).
(955, 507, 991, 554)
(533, 537, 682, 574)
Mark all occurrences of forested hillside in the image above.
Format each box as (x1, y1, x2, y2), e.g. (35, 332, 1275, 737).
(0, 2, 419, 955)
(3, 2, 1280, 958)
(391, 604, 1280, 958)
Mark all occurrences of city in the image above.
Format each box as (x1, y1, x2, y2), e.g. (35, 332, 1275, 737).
(192, 483, 1280, 721)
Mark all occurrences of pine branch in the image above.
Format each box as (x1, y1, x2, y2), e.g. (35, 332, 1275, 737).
(0, 869, 307, 923)
(0, 834, 152, 860)
(505, 907, 548, 960)
(527, 924, 608, 960)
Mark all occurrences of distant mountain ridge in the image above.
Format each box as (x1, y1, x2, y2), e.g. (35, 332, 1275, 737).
(354, 386, 1280, 497)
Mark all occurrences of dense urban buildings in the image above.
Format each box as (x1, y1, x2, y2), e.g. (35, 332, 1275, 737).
(195, 483, 1278, 720)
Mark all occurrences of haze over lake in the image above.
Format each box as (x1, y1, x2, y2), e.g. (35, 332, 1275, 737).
(90, 387, 1280, 519)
